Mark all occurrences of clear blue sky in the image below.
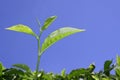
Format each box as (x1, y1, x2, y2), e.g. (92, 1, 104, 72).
(0, 0, 120, 73)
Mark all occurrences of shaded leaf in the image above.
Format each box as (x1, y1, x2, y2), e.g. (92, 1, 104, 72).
(41, 27, 85, 53)
(6, 24, 36, 36)
(41, 16, 57, 31)
(87, 63, 95, 73)
(4, 68, 24, 75)
(104, 60, 113, 76)
(13, 64, 31, 73)
(2, 68, 24, 80)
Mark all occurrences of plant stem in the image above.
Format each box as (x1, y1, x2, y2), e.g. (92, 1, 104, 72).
(35, 31, 43, 79)
(35, 38, 41, 79)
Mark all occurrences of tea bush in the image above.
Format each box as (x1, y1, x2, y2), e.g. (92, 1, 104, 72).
(0, 56, 120, 80)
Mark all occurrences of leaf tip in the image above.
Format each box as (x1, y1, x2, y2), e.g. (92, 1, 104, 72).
(80, 29, 86, 32)
(77, 28, 86, 32)
(51, 15, 57, 18)
(5, 27, 9, 30)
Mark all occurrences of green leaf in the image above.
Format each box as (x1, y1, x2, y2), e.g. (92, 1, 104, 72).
(6, 24, 36, 36)
(0, 62, 5, 76)
(87, 63, 95, 73)
(115, 55, 120, 77)
(92, 75, 99, 80)
(41, 27, 85, 53)
(104, 60, 113, 76)
(117, 55, 120, 66)
(13, 64, 31, 73)
(102, 78, 110, 80)
(42, 73, 53, 80)
(68, 68, 87, 79)
(115, 67, 120, 77)
(41, 16, 57, 31)
(61, 69, 66, 77)
(4, 68, 24, 75)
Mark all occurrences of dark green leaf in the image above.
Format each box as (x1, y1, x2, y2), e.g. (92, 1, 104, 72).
(88, 63, 95, 73)
(4, 68, 24, 75)
(13, 64, 31, 73)
(104, 60, 112, 76)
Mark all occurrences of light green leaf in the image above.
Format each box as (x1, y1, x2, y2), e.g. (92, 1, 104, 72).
(6, 24, 36, 36)
(61, 69, 66, 77)
(92, 75, 99, 80)
(115, 55, 120, 77)
(115, 67, 120, 77)
(117, 55, 120, 66)
(13, 64, 31, 73)
(0, 62, 5, 76)
(41, 27, 85, 53)
(41, 16, 57, 31)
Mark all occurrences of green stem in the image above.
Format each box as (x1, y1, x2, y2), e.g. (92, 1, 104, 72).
(35, 38, 41, 79)
(35, 31, 43, 79)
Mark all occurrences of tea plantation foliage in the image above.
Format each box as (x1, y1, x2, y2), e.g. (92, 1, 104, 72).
(0, 55, 120, 80)
(2, 16, 120, 79)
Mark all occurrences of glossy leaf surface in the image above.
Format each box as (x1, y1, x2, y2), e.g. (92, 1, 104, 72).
(6, 24, 36, 36)
(41, 27, 85, 53)
(13, 64, 31, 73)
(41, 16, 57, 31)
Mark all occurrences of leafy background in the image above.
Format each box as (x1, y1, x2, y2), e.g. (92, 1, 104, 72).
(0, 0, 120, 73)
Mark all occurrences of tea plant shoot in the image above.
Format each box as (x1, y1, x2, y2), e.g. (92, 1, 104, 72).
(6, 16, 85, 79)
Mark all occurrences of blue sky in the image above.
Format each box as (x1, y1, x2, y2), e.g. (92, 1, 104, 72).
(0, 0, 120, 73)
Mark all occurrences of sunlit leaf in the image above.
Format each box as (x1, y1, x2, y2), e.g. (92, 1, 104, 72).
(115, 67, 120, 77)
(41, 27, 85, 53)
(41, 16, 57, 31)
(13, 64, 31, 73)
(115, 55, 120, 77)
(117, 55, 120, 66)
(61, 69, 66, 77)
(102, 78, 110, 80)
(6, 24, 36, 36)
(92, 75, 99, 80)
(68, 68, 87, 79)
(0, 62, 5, 76)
